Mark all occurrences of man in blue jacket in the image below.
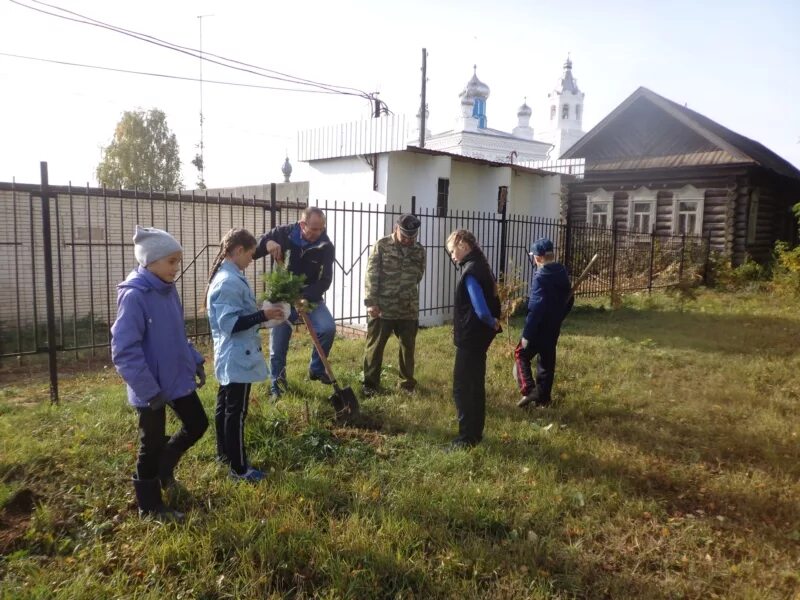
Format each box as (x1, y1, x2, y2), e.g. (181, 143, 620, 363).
(514, 237, 574, 408)
(255, 207, 336, 398)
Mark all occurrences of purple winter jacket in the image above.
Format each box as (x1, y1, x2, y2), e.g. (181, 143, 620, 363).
(110, 267, 204, 408)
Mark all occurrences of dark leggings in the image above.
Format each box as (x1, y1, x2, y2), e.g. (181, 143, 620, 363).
(136, 391, 208, 480)
(452, 346, 488, 445)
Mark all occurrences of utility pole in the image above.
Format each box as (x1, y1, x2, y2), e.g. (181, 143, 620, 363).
(196, 14, 213, 188)
(419, 48, 427, 148)
(372, 93, 381, 118)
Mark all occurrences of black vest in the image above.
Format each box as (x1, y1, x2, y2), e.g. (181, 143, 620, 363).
(453, 250, 501, 350)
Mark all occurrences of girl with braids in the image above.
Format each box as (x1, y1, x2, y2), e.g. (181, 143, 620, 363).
(207, 228, 287, 482)
(446, 229, 502, 449)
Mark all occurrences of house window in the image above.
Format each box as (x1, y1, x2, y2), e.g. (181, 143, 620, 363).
(628, 187, 657, 233)
(676, 201, 699, 234)
(437, 178, 450, 217)
(550, 105, 556, 120)
(632, 202, 653, 233)
(587, 189, 612, 228)
(747, 189, 759, 244)
(575, 104, 582, 121)
(591, 202, 610, 227)
(672, 185, 705, 235)
(561, 104, 569, 119)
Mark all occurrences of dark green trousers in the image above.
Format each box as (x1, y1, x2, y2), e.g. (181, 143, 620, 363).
(362, 318, 418, 390)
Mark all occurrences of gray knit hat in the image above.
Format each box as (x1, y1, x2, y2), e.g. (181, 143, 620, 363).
(133, 225, 183, 266)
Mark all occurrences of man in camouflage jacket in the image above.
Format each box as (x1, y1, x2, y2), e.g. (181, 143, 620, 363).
(362, 214, 426, 395)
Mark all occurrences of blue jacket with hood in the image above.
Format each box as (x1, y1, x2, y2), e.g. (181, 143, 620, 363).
(206, 260, 269, 385)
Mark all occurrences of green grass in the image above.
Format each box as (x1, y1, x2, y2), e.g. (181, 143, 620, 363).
(1, 289, 799, 599)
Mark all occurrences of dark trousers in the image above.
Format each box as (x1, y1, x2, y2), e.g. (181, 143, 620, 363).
(215, 383, 252, 475)
(452, 346, 488, 445)
(136, 391, 208, 481)
(363, 318, 418, 390)
(514, 337, 558, 400)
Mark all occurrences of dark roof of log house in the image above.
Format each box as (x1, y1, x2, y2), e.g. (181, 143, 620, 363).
(561, 87, 800, 181)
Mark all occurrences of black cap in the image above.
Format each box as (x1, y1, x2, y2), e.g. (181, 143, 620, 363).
(397, 214, 421, 237)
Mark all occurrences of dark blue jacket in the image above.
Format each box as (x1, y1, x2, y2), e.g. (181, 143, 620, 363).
(522, 262, 573, 342)
(255, 223, 334, 302)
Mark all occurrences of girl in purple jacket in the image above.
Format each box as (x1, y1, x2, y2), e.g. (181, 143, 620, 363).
(111, 226, 209, 521)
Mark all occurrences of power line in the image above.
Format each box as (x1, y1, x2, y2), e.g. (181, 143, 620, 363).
(10, 0, 372, 98)
(0, 51, 354, 94)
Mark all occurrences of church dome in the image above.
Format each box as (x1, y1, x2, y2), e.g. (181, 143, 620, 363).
(460, 65, 490, 100)
(517, 98, 532, 117)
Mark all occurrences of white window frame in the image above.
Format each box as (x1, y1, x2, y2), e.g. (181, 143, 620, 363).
(587, 188, 613, 228)
(672, 185, 705, 236)
(747, 188, 759, 244)
(628, 187, 657, 234)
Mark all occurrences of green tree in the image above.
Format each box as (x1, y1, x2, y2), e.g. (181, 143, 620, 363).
(96, 108, 183, 190)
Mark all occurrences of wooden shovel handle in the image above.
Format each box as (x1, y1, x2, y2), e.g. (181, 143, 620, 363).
(299, 311, 338, 386)
(571, 253, 599, 294)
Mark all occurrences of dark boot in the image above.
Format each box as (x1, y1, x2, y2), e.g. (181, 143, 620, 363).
(132, 476, 184, 522)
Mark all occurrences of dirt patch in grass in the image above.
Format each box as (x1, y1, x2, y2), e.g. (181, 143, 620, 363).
(0, 488, 36, 554)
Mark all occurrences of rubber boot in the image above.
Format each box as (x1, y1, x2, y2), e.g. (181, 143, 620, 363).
(132, 475, 184, 522)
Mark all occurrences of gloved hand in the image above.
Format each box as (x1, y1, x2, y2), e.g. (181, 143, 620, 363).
(520, 337, 529, 349)
(148, 391, 169, 411)
(195, 364, 206, 388)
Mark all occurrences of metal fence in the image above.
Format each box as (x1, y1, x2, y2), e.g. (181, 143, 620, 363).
(0, 163, 709, 401)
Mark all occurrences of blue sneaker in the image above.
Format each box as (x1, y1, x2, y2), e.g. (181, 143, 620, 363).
(230, 467, 266, 483)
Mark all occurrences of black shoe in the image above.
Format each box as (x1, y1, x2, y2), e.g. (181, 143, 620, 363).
(518, 387, 548, 408)
(447, 438, 478, 452)
(309, 370, 333, 385)
(361, 385, 379, 398)
(132, 476, 185, 522)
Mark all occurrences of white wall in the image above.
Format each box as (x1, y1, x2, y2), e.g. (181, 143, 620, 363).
(448, 161, 510, 212)
(308, 157, 387, 206)
(385, 152, 451, 211)
(508, 172, 562, 219)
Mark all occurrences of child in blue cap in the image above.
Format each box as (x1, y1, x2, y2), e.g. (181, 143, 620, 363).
(514, 237, 574, 408)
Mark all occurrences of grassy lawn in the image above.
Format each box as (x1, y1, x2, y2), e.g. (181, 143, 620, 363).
(1, 289, 799, 599)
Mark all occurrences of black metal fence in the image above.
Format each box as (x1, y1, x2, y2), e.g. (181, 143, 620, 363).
(0, 163, 709, 401)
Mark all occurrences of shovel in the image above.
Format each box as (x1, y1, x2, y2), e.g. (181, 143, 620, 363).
(299, 311, 360, 420)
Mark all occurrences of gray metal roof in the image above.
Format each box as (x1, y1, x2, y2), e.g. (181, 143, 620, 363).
(562, 87, 800, 181)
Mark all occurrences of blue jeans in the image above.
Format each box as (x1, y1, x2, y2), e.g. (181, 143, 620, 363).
(269, 302, 336, 394)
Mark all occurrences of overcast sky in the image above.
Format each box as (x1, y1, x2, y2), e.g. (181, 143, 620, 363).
(1, 0, 798, 189)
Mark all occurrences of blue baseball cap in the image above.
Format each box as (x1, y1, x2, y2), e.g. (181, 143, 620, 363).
(529, 237, 554, 257)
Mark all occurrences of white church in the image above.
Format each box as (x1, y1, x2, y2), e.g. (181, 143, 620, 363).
(424, 57, 586, 163)
(297, 57, 586, 217)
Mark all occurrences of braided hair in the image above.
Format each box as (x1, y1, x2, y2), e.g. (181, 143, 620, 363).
(207, 228, 258, 285)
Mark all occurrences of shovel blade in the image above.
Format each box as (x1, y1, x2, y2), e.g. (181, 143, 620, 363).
(329, 386, 359, 420)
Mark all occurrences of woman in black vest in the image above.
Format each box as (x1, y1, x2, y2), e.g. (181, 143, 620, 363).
(446, 230, 502, 448)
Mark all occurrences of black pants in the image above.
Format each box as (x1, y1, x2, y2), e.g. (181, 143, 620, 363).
(452, 346, 488, 445)
(215, 383, 252, 475)
(514, 337, 558, 400)
(136, 391, 208, 481)
(362, 318, 418, 390)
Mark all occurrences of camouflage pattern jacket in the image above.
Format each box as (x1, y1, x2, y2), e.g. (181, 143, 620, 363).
(364, 235, 426, 320)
